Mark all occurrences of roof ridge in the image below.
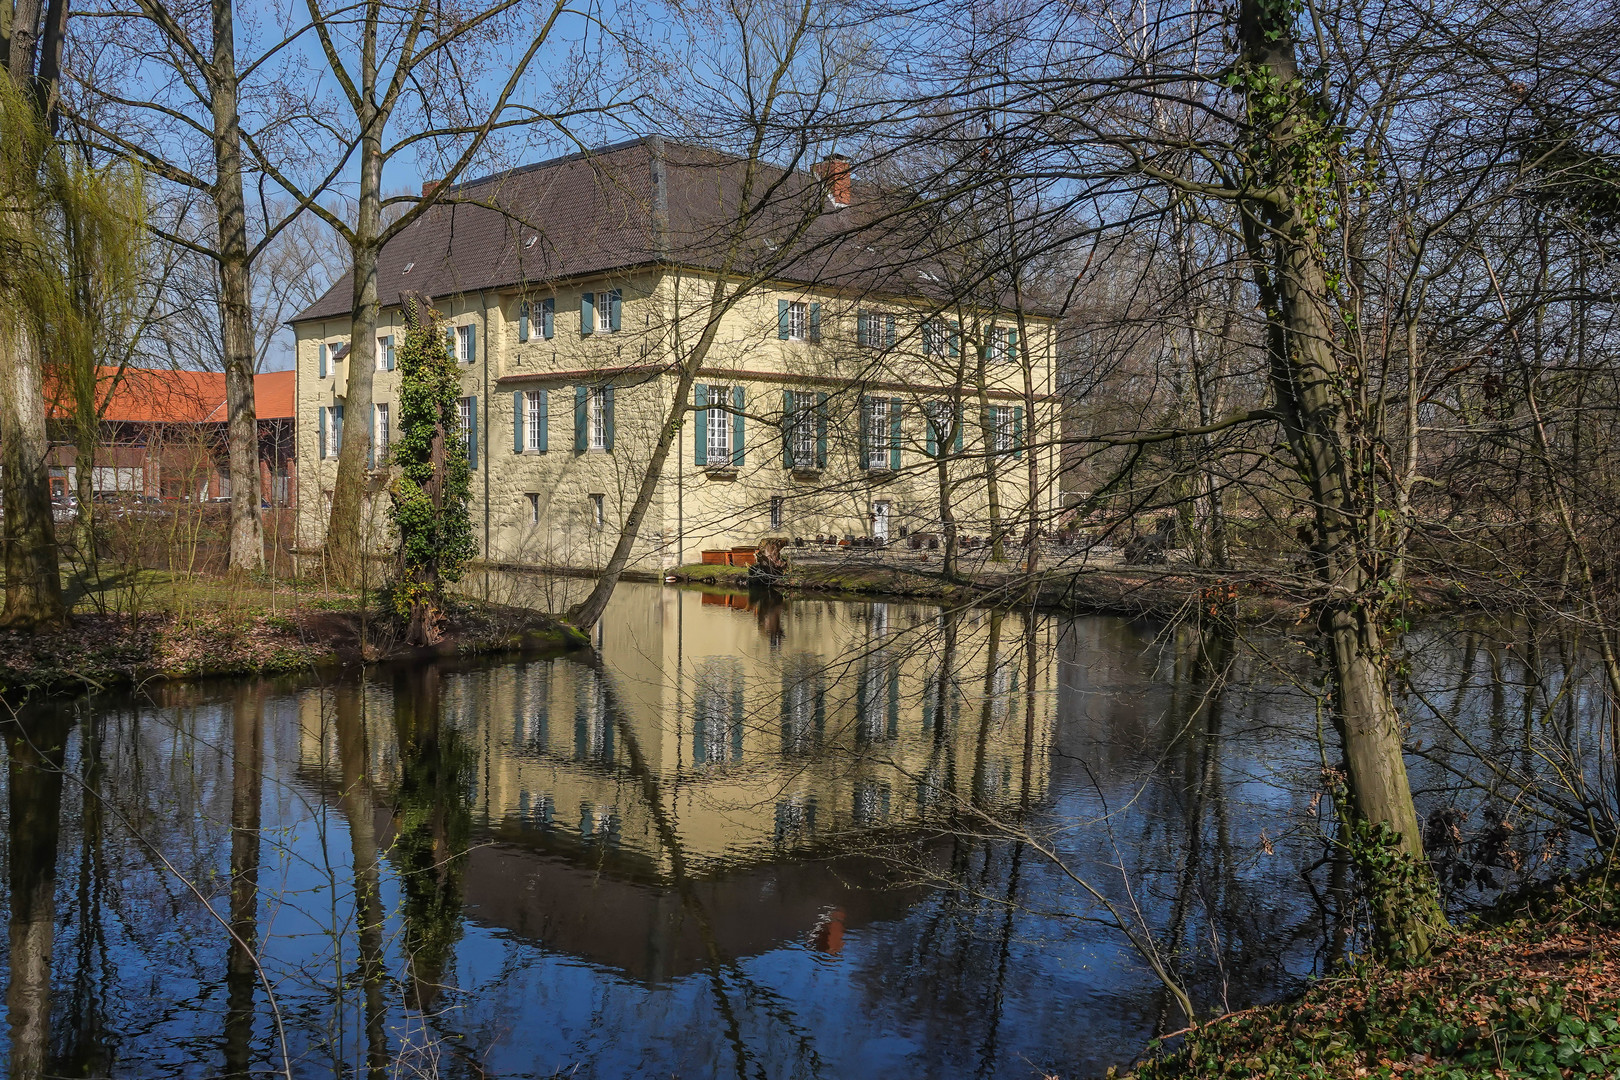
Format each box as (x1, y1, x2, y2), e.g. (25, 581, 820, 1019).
(450, 134, 666, 195)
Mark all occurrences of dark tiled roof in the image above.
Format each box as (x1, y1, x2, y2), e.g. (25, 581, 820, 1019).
(293, 137, 899, 323)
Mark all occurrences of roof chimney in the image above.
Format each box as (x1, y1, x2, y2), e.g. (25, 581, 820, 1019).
(421, 180, 440, 199)
(813, 154, 851, 208)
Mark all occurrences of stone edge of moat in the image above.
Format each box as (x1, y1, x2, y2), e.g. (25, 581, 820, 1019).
(665, 559, 1497, 626)
(0, 601, 589, 698)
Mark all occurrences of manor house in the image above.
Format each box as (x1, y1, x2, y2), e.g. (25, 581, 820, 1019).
(290, 137, 1058, 572)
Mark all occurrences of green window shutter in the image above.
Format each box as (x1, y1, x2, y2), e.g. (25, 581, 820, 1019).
(318, 343, 327, 378)
(385, 335, 395, 371)
(856, 309, 868, 348)
(468, 326, 477, 365)
(889, 397, 902, 470)
(513, 391, 525, 453)
(815, 393, 828, 468)
(778, 299, 790, 340)
(445, 329, 455, 359)
(609, 289, 622, 332)
(467, 396, 478, 468)
(925, 407, 936, 457)
(538, 389, 548, 452)
(954, 403, 964, 452)
(519, 302, 530, 342)
(332, 405, 343, 452)
(693, 384, 708, 465)
(581, 292, 594, 336)
(318, 405, 326, 458)
(542, 297, 555, 339)
(858, 395, 870, 466)
(1013, 405, 1023, 459)
(1008, 328, 1019, 358)
(808, 302, 821, 343)
(731, 385, 745, 466)
(574, 386, 588, 451)
(367, 404, 376, 468)
(603, 386, 615, 450)
(782, 390, 795, 469)
(949, 321, 960, 357)
(885, 315, 896, 349)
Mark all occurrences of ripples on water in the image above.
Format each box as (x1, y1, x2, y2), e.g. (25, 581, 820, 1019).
(0, 581, 1599, 1078)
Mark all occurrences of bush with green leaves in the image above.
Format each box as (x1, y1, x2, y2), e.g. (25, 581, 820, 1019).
(387, 300, 475, 644)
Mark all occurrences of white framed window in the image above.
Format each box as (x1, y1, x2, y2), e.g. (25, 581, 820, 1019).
(988, 326, 1018, 363)
(458, 396, 474, 443)
(525, 492, 540, 525)
(770, 496, 784, 529)
(525, 390, 543, 452)
(376, 335, 387, 370)
(923, 319, 945, 356)
(866, 398, 889, 470)
(992, 404, 1014, 452)
(328, 405, 343, 456)
(707, 385, 731, 463)
(589, 492, 605, 527)
(785, 301, 808, 341)
(791, 399, 815, 468)
(860, 310, 887, 349)
(457, 324, 475, 364)
(374, 402, 389, 452)
(588, 389, 607, 450)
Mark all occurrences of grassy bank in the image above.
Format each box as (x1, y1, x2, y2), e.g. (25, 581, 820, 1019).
(2, 570, 586, 696)
(1127, 869, 1620, 1079)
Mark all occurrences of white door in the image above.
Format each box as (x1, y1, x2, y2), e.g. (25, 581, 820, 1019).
(873, 501, 890, 543)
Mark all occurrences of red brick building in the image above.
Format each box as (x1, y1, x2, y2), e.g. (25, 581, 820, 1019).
(45, 367, 297, 506)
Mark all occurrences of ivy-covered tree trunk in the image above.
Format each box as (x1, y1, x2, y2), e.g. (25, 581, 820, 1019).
(1235, 0, 1447, 961)
(388, 301, 474, 646)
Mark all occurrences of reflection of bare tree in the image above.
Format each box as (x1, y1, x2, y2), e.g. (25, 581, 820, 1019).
(224, 683, 264, 1078)
(60, 707, 108, 1077)
(333, 685, 388, 1080)
(592, 657, 828, 1080)
(5, 706, 71, 1080)
(389, 666, 469, 1014)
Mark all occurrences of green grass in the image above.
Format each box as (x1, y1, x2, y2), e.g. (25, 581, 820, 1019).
(64, 565, 363, 617)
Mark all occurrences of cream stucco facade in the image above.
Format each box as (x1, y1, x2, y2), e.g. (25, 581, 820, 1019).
(292, 265, 1059, 573)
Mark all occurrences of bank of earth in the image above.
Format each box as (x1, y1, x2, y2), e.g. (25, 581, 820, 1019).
(1126, 867, 1620, 1080)
(0, 590, 585, 696)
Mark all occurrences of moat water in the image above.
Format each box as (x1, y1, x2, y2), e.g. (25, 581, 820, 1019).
(0, 581, 1595, 1078)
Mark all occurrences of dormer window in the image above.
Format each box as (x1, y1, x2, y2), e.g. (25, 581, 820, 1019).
(402, 261, 415, 274)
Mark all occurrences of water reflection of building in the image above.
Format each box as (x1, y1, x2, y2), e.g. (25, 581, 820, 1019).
(296, 585, 1055, 978)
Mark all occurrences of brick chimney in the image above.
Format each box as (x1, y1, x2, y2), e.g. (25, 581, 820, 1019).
(421, 180, 440, 198)
(812, 154, 851, 208)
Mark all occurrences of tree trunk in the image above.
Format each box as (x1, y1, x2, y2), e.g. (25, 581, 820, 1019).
(1238, 0, 1446, 961)
(211, 0, 262, 574)
(0, 0, 65, 629)
(0, 320, 65, 629)
(325, 239, 379, 585)
(975, 343, 1005, 563)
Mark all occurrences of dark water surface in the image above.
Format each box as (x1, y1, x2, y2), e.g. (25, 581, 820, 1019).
(0, 582, 1579, 1079)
